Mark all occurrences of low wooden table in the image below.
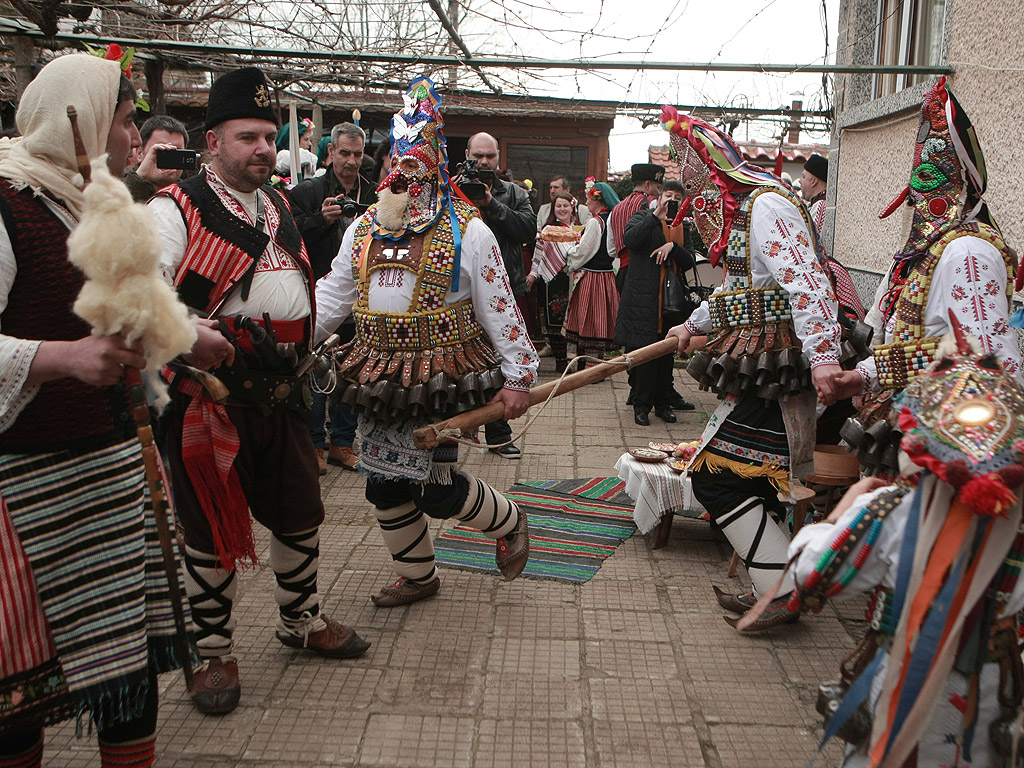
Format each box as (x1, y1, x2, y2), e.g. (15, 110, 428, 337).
(614, 454, 708, 548)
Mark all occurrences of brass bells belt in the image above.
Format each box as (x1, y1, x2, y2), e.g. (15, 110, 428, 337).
(685, 321, 813, 402)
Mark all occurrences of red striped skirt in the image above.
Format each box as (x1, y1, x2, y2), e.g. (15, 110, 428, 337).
(564, 270, 620, 352)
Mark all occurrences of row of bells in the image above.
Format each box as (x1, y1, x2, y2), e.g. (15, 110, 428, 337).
(325, 367, 505, 425)
(839, 415, 902, 476)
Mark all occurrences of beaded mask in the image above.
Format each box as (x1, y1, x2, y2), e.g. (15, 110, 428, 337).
(659, 106, 780, 266)
(897, 318, 1024, 516)
(880, 77, 993, 264)
(376, 77, 449, 236)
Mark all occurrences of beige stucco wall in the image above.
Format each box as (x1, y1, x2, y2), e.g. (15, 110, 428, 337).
(833, 0, 1024, 285)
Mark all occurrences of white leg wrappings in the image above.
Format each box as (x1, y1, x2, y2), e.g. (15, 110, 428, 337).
(271, 527, 327, 635)
(372, 502, 436, 583)
(183, 545, 237, 658)
(717, 497, 795, 597)
(455, 474, 519, 539)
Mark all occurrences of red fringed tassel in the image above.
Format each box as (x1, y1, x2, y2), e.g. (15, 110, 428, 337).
(98, 736, 156, 768)
(959, 473, 1018, 517)
(180, 397, 256, 571)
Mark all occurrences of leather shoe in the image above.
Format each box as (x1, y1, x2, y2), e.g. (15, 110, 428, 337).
(634, 406, 650, 426)
(190, 656, 240, 715)
(654, 405, 677, 423)
(712, 585, 757, 614)
(669, 395, 696, 410)
(327, 445, 358, 470)
(723, 596, 801, 632)
(371, 576, 441, 607)
(276, 614, 370, 658)
(495, 510, 530, 581)
(314, 448, 327, 476)
(489, 443, 522, 459)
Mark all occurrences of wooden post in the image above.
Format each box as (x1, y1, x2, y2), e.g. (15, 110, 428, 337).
(412, 337, 680, 450)
(12, 36, 34, 100)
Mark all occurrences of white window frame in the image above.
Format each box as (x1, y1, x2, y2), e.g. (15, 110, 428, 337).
(872, 0, 944, 98)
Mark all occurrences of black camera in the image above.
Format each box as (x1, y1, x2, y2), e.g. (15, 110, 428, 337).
(155, 148, 200, 170)
(330, 197, 359, 217)
(666, 199, 680, 221)
(455, 157, 496, 200)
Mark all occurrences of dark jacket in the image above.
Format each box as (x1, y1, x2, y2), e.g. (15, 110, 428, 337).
(477, 178, 536, 297)
(614, 209, 695, 349)
(124, 170, 157, 203)
(289, 171, 377, 280)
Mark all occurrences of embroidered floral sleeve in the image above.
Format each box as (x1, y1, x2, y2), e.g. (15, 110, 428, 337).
(465, 218, 539, 389)
(927, 236, 1023, 383)
(684, 302, 712, 336)
(750, 194, 841, 368)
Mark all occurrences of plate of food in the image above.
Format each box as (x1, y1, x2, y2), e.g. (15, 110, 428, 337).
(648, 441, 675, 453)
(630, 448, 670, 463)
(667, 459, 689, 473)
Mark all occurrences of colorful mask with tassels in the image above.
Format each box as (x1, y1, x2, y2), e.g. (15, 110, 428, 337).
(896, 316, 1024, 516)
(659, 106, 780, 266)
(376, 77, 449, 236)
(880, 77, 993, 262)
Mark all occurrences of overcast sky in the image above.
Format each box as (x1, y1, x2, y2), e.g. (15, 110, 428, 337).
(461, 0, 841, 171)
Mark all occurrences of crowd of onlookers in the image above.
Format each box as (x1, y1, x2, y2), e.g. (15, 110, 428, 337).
(121, 114, 826, 456)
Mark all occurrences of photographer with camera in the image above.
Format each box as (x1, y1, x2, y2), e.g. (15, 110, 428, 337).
(290, 122, 376, 472)
(124, 114, 191, 202)
(454, 133, 536, 459)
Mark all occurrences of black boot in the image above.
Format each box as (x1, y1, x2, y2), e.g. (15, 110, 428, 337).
(634, 406, 650, 426)
(654, 405, 677, 423)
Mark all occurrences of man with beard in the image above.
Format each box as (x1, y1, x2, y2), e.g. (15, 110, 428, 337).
(148, 67, 369, 716)
(662, 110, 843, 631)
(316, 77, 537, 607)
(537, 175, 591, 230)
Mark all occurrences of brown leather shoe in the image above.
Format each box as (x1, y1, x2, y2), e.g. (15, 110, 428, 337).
(315, 448, 327, 476)
(276, 614, 370, 658)
(190, 656, 240, 715)
(371, 576, 441, 607)
(723, 596, 801, 632)
(327, 445, 358, 470)
(495, 510, 530, 581)
(713, 585, 757, 614)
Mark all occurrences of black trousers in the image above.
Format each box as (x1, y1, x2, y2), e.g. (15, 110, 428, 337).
(366, 472, 471, 519)
(690, 466, 786, 524)
(629, 348, 674, 409)
(484, 418, 512, 446)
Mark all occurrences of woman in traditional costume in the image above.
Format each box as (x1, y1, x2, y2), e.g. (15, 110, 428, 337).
(0, 54, 190, 768)
(788, 327, 1024, 767)
(563, 179, 621, 363)
(527, 192, 580, 372)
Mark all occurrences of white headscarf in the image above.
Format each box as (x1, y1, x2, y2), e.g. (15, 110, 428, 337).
(0, 54, 122, 218)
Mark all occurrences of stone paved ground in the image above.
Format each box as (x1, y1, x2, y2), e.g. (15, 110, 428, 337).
(45, 358, 863, 767)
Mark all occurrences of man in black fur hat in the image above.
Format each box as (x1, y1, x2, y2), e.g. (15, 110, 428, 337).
(149, 66, 369, 716)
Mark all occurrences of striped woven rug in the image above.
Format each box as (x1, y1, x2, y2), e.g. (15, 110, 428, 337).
(434, 478, 636, 583)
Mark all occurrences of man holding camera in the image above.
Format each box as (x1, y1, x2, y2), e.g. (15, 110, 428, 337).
(124, 114, 190, 202)
(290, 122, 377, 471)
(457, 132, 536, 458)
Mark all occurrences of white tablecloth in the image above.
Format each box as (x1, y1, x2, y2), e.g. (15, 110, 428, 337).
(614, 454, 708, 534)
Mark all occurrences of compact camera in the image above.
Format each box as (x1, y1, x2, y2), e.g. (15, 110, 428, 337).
(330, 197, 360, 217)
(155, 149, 200, 170)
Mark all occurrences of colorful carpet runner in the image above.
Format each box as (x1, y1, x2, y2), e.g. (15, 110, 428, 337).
(434, 478, 636, 583)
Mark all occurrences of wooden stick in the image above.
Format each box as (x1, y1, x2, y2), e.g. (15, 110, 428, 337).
(125, 367, 194, 690)
(413, 337, 679, 449)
